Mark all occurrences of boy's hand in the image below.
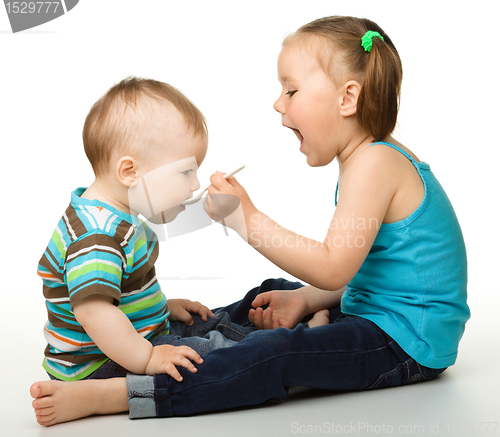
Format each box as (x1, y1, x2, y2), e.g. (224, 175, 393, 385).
(145, 344, 203, 381)
(167, 298, 215, 326)
(249, 290, 308, 330)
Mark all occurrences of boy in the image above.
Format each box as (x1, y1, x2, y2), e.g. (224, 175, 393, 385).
(31, 77, 330, 426)
(37, 76, 251, 384)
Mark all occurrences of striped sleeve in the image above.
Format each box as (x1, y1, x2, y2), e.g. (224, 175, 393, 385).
(65, 231, 126, 310)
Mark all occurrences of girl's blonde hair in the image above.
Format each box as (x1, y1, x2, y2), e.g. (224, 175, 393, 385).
(284, 16, 402, 141)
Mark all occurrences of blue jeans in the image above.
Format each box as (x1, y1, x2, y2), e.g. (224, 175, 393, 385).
(48, 311, 254, 380)
(127, 278, 447, 418)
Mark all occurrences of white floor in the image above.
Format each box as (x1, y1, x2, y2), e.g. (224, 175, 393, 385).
(4, 287, 498, 437)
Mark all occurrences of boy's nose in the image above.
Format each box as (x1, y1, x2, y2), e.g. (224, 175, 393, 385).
(191, 175, 201, 192)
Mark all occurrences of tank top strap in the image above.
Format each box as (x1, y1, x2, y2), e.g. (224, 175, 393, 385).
(368, 141, 417, 164)
(335, 141, 427, 207)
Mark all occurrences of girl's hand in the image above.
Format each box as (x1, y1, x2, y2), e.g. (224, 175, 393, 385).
(167, 299, 215, 326)
(145, 344, 203, 380)
(249, 290, 309, 330)
(203, 172, 258, 236)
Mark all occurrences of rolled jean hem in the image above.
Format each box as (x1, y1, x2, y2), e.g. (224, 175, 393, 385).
(127, 373, 159, 419)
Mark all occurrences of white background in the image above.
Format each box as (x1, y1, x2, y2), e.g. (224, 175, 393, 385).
(1, 1, 498, 435)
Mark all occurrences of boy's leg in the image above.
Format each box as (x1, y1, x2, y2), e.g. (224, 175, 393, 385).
(129, 314, 439, 418)
(169, 311, 255, 343)
(30, 378, 128, 426)
(31, 315, 445, 425)
(151, 326, 244, 356)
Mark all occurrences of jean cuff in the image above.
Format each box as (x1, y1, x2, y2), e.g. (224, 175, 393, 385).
(126, 373, 156, 419)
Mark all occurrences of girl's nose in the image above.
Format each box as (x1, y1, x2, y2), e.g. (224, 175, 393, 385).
(273, 95, 285, 114)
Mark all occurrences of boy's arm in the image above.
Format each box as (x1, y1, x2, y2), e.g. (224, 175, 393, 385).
(73, 295, 153, 374)
(67, 232, 203, 378)
(74, 296, 203, 379)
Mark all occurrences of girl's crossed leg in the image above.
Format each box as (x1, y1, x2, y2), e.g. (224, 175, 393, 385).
(31, 278, 444, 425)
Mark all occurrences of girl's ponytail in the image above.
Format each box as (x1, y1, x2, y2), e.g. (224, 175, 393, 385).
(357, 26, 402, 140)
(288, 16, 403, 141)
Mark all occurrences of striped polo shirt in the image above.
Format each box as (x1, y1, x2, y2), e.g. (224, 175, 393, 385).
(37, 188, 169, 381)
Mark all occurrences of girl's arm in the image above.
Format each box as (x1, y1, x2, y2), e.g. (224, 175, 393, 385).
(207, 149, 397, 291)
(249, 285, 346, 329)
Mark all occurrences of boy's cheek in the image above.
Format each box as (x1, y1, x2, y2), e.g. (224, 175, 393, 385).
(129, 172, 189, 218)
(148, 205, 185, 224)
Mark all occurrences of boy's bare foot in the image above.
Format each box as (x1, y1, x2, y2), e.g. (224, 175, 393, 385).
(308, 309, 330, 328)
(30, 378, 128, 426)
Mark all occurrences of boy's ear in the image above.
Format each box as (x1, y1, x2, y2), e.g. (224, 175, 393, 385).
(115, 156, 138, 187)
(340, 80, 361, 117)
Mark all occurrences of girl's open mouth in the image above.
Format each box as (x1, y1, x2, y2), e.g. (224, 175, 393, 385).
(290, 128, 304, 146)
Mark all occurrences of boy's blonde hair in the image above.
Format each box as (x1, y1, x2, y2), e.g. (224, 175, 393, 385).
(284, 16, 402, 141)
(83, 76, 208, 177)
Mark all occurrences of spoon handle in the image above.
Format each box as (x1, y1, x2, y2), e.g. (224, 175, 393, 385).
(182, 165, 246, 205)
(223, 164, 246, 179)
(199, 165, 246, 195)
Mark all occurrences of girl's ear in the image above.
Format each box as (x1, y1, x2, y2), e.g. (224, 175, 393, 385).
(340, 80, 361, 117)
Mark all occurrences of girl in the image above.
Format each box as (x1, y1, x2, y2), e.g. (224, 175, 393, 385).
(31, 16, 469, 425)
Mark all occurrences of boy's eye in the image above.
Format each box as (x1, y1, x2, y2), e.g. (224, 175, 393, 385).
(182, 169, 193, 176)
(286, 90, 297, 97)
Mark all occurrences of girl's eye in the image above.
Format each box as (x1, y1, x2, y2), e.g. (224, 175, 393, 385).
(286, 90, 297, 97)
(182, 169, 193, 176)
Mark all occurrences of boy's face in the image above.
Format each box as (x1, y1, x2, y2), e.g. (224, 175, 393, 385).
(128, 114, 208, 224)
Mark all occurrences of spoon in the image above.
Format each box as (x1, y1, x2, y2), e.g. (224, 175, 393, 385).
(182, 165, 246, 206)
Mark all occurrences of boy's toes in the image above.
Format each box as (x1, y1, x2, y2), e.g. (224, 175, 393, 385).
(35, 405, 54, 416)
(33, 395, 53, 410)
(30, 381, 55, 399)
(30, 382, 41, 398)
(36, 412, 56, 426)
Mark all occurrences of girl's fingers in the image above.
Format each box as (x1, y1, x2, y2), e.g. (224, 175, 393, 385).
(224, 176, 241, 188)
(248, 308, 256, 325)
(251, 292, 272, 308)
(263, 308, 273, 329)
(207, 185, 219, 195)
(210, 173, 230, 189)
(251, 307, 264, 329)
(206, 192, 214, 219)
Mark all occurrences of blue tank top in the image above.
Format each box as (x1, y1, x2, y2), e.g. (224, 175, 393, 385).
(339, 142, 470, 368)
